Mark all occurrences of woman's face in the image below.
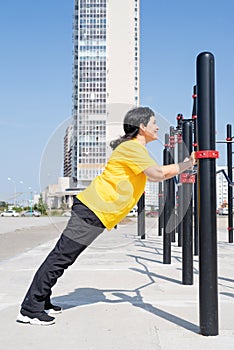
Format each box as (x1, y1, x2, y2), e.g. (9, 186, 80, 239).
(141, 116, 159, 143)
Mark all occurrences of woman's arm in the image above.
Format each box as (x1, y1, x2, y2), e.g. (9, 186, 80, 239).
(144, 152, 196, 182)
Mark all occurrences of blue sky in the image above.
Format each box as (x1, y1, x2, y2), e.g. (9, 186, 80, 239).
(0, 0, 234, 202)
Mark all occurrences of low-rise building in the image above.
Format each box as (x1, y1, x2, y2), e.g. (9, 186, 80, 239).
(42, 177, 84, 210)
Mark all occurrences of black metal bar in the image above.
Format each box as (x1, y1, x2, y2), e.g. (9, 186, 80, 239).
(176, 116, 184, 247)
(227, 124, 233, 243)
(177, 184, 183, 247)
(182, 121, 193, 285)
(197, 52, 218, 336)
(216, 140, 234, 143)
(169, 126, 176, 242)
(158, 182, 164, 236)
(216, 169, 234, 185)
(163, 133, 171, 264)
(192, 85, 199, 256)
(137, 193, 145, 239)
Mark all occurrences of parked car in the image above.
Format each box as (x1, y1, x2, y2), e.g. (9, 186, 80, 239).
(0, 210, 19, 217)
(21, 210, 41, 217)
(222, 208, 229, 215)
(127, 208, 138, 217)
(218, 208, 229, 215)
(61, 211, 71, 217)
(146, 211, 158, 217)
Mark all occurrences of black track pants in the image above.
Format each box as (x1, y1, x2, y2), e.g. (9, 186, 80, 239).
(21, 198, 105, 312)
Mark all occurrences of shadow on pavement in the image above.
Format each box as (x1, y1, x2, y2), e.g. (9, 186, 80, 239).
(53, 286, 199, 334)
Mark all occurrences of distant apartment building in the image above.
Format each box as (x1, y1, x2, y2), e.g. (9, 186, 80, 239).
(216, 165, 233, 208)
(64, 125, 73, 177)
(71, 0, 140, 187)
(145, 181, 159, 208)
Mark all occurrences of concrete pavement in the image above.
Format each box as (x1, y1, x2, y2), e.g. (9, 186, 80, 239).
(0, 216, 233, 349)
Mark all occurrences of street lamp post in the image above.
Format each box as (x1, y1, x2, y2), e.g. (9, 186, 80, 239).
(28, 187, 33, 215)
(19, 180, 25, 207)
(7, 177, 16, 207)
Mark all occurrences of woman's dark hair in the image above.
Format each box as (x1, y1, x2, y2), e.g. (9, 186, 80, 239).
(110, 106, 155, 149)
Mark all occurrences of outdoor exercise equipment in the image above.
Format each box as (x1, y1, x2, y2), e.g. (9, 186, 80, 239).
(196, 51, 218, 336)
(158, 182, 164, 236)
(163, 133, 172, 264)
(137, 193, 145, 239)
(181, 120, 193, 285)
(192, 86, 199, 256)
(137, 51, 220, 336)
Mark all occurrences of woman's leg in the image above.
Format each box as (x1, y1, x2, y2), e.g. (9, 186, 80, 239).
(21, 199, 105, 313)
(21, 234, 86, 312)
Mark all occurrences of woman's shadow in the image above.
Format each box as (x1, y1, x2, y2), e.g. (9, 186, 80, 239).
(53, 287, 123, 309)
(53, 285, 199, 334)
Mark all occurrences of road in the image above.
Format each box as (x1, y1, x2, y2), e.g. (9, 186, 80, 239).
(0, 216, 69, 260)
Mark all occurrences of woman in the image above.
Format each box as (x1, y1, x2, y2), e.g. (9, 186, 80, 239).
(17, 106, 195, 325)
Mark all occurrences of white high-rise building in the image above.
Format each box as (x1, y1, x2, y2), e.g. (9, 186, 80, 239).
(64, 125, 73, 178)
(145, 182, 159, 208)
(72, 0, 140, 187)
(216, 165, 234, 209)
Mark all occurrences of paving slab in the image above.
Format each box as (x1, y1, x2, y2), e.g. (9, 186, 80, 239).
(0, 216, 233, 349)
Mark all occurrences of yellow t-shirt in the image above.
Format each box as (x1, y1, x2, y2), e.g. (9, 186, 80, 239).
(77, 139, 157, 229)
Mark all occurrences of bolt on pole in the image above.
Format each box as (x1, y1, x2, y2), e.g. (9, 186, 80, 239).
(196, 52, 219, 336)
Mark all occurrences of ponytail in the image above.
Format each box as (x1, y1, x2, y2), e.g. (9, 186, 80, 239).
(110, 106, 155, 150)
(110, 129, 139, 150)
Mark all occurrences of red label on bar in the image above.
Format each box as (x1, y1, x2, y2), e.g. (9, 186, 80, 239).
(180, 174, 196, 183)
(195, 150, 219, 159)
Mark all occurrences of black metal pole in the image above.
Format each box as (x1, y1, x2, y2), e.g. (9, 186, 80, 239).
(227, 124, 233, 243)
(182, 121, 193, 285)
(197, 52, 218, 336)
(163, 134, 171, 264)
(192, 85, 199, 256)
(158, 182, 164, 236)
(176, 114, 184, 247)
(137, 193, 145, 239)
(169, 126, 176, 242)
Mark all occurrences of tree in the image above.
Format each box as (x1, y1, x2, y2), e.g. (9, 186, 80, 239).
(0, 201, 7, 212)
(36, 195, 47, 215)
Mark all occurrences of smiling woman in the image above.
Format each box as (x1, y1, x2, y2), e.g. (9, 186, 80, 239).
(17, 106, 196, 326)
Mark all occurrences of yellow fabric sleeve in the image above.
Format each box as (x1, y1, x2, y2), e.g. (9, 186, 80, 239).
(77, 139, 157, 229)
